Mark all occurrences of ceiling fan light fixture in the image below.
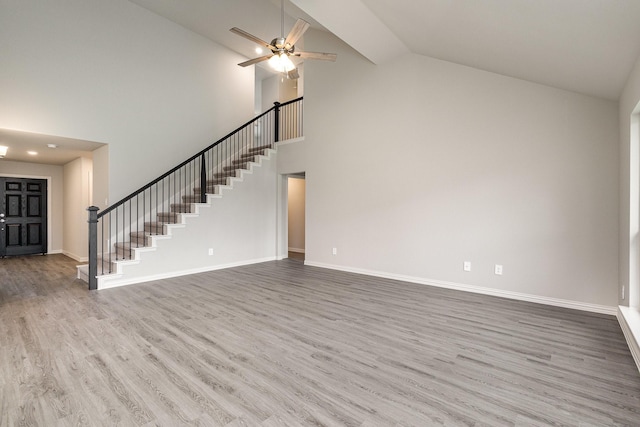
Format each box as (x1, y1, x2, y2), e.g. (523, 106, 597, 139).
(269, 53, 295, 73)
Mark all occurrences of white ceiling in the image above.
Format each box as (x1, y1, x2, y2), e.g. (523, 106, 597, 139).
(0, 129, 104, 166)
(133, 0, 640, 101)
(356, 0, 640, 100)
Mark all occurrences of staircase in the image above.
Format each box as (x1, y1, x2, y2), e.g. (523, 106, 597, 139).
(77, 145, 275, 288)
(78, 97, 303, 290)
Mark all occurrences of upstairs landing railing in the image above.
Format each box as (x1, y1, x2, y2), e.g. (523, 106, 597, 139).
(87, 97, 303, 290)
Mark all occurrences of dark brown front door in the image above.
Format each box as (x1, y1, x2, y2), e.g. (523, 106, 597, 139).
(0, 177, 48, 257)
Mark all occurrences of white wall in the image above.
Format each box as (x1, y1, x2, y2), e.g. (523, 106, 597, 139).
(0, 0, 255, 203)
(261, 74, 300, 113)
(63, 157, 92, 261)
(92, 145, 109, 208)
(288, 177, 305, 252)
(620, 54, 640, 308)
(262, 76, 280, 112)
(0, 161, 64, 254)
(279, 30, 620, 309)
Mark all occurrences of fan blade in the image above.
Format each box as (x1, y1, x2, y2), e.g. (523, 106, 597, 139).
(294, 51, 337, 62)
(238, 55, 273, 67)
(230, 27, 277, 50)
(285, 19, 310, 48)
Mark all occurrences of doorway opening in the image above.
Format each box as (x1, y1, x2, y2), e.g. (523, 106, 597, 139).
(286, 173, 305, 262)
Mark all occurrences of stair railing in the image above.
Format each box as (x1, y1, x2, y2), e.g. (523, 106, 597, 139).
(86, 97, 303, 290)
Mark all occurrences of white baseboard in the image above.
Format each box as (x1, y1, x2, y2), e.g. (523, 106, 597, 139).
(304, 261, 617, 316)
(63, 251, 88, 262)
(48, 249, 63, 255)
(288, 247, 305, 253)
(97, 257, 277, 290)
(618, 306, 640, 374)
(276, 136, 305, 146)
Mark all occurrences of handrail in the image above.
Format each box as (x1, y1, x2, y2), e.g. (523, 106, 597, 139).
(87, 96, 303, 290)
(99, 97, 302, 218)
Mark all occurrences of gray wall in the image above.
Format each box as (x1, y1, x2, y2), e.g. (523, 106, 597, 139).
(280, 30, 620, 310)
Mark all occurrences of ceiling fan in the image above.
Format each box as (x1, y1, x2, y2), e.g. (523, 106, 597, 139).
(230, 0, 336, 79)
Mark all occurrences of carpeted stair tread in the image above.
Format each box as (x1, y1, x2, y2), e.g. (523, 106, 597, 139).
(223, 163, 250, 172)
(234, 156, 255, 164)
(192, 186, 220, 195)
(100, 252, 135, 262)
(214, 170, 238, 179)
(115, 241, 147, 249)
(157, 212, 179, 223)
(144, 222, 169, 234)
(247, 145, 272, 154)
(202, 177, 229, 186)
(182, 195, 207, 203)
(130, 231, 153, 245)
(170, 203, 194, 213)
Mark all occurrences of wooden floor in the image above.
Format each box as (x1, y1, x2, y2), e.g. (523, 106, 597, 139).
(1, 255, 639, 426)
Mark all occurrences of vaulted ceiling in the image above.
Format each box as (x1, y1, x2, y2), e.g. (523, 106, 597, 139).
(131, 0, 640, 101)
(4, 0, 640, 165)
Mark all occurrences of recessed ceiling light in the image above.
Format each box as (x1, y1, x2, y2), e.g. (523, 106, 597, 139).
(47, 144, 58, 149)
(255, 47, 263, 55)
(0, 145, 7, 158)
(27, 151, 38, 156)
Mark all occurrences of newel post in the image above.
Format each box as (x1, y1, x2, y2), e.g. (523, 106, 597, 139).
(200, 153, 207, 203)
(274, 101, 281, 143)
(87, 206, 99, 290)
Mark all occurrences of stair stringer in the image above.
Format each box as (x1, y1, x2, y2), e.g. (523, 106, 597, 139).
(94, 149, 278, 289)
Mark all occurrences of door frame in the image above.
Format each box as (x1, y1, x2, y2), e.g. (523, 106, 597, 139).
(277, 172, 306, 261)
(1, 173, 53, 254)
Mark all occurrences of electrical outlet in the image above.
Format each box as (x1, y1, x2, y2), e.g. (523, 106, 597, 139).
(622, 285, 625, 300)
(208, 248, 214, 256)
(463, 261, 471, 272)
(332, 247, 337, 255)
(494, 264, 503, 275)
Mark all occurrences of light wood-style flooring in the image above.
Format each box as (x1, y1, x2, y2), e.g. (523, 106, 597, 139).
(1, 254, 639, 426)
